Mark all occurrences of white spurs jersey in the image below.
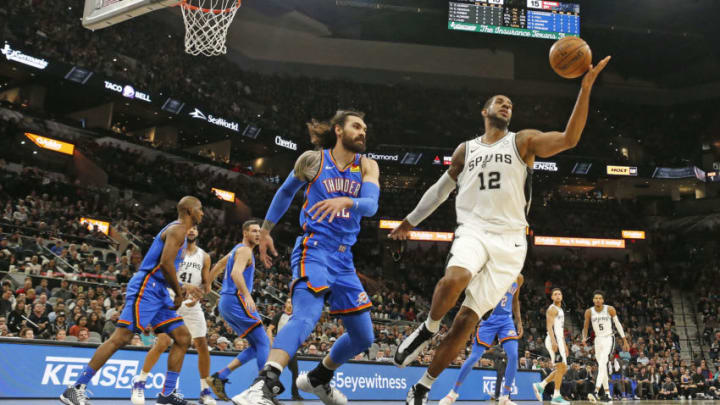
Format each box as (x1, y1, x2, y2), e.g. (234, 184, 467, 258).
(548, 304, 564, 341)
(591, 305, 613, 337)
(177, 246, 206, 287)
(455, 132, 532, 232)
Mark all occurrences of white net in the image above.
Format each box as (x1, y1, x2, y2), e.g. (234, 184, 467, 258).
(180, 0, 241, 56)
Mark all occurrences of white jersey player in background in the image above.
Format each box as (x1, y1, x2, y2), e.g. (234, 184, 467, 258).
(533, 288, 569, 405)
(390, 57, 611, 405)
(131, 225, 216, 405)
(582, 290, 630, 403)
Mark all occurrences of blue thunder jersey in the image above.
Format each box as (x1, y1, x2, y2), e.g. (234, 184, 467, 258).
(136, 221, 187, 287)
(299, 149, 363, 246)
(220, 243, 256, 295)
(489, 281, 518, 318)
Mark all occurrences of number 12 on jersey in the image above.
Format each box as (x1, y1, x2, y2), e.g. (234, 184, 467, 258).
(478, 171, 501, 190)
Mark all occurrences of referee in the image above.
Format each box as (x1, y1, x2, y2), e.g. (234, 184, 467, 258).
(268, 298, 303, 400)
(486, 344, 507, 400)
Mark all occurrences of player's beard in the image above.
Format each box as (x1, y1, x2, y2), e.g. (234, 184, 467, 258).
(187, 236, 197, 244)
(341, 134, 366, 153)
(487, 112, 510, 131)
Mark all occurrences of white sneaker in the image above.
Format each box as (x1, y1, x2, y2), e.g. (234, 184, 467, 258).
(232, 380, 279, 405)
(588, 392, 598, 403)
(296, 373, 347, 405)
(131, 377, 145, 405)
(199, 388, 216, 405)
(439, 390, 459, 405)
(499, 395, 517, 405)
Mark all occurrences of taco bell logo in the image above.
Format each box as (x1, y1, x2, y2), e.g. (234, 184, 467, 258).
(122, 85, 135, 99)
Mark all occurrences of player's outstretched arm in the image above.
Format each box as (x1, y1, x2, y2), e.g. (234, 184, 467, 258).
(259, 150, 319, 267)
(513, 274, 524, 338)
(389, 142, 465, 240)
(230, 246, 256, 313)
(517, 56, 611, 159)
(160, 224, 188, 309)
(608, 305, 629, 351)
(581, 308, 591, 345)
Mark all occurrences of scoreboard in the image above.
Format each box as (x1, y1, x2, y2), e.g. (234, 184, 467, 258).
(449, 0, 580, 40)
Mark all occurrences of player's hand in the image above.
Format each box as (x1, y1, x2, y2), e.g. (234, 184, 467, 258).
(307, 197, 353, 223)
(259, 228, 278, 268)
(552, 341, 558, 353)
(388, 219, 413, 240)
(243, 295, 257, 314)
(581, 55, 611, 90)
(517, 324, 524, 339)
(172, 292, 184, 310)
(623, 340, 630, 353)
(184, 284, 204, 301)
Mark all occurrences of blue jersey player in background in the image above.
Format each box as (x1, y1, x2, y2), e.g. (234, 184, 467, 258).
(439, 275, 524, 405)
(61, 196, 205, 405)
(235, 110, 380, 405)
(204, 220, 269, 402)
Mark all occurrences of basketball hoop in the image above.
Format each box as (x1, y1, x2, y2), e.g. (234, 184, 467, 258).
(178, 0, 241, 56)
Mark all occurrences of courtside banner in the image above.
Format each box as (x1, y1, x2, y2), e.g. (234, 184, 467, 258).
(0, 340, 540, 400)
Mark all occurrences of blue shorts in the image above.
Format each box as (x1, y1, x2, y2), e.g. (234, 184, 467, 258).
(219, 293, 263, 338)
(474, 315, 519, 347)
(289, 233, 372, 316)
(118, 270, 184, 334)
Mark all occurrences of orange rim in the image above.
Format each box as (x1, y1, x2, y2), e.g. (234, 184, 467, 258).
(177, 0, 241, 14)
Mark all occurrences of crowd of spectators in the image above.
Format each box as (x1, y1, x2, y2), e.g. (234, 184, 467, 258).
(5, 0, 718, 168)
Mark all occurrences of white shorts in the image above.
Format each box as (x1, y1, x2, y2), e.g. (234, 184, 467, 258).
(176, 300, 207, 339)
(545, 335, 568, 365)
(447, 225, 527, 318)
(594, 335, 615, 362)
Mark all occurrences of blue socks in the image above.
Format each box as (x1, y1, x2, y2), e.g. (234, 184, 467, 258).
(75, 365, 97, 387)
(163, 371, 179, 395)
(217, 367, 232, 380)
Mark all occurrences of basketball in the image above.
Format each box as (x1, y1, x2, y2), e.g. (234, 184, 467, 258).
(549, 36, 592, 79)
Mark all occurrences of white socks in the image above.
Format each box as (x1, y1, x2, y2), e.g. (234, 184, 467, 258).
(425, 317, 441, 333)
(540, 380, 548, 389)
(418, 371, 437, 389)
(138, 371, 149, 382)
(554, 389, 561, 398)
(200, 378, 210, 391)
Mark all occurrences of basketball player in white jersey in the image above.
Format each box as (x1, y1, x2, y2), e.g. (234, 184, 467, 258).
(582, 290, 630, 403)
(532, 288, 569, 405)
(131, 225, 216, 405)
(390, 57, 611, 405)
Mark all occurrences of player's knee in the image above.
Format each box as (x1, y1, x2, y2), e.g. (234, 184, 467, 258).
(440, 268, 471, 291)
(156, 333, 172, 348)
(450, 308, 478, 336)
(173, 328, 192, 349)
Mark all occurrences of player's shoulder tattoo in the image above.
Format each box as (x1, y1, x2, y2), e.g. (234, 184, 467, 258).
(294, 150, 322, 182)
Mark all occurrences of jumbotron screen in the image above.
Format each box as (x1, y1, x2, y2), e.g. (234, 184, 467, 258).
(448, 0, 580, 40)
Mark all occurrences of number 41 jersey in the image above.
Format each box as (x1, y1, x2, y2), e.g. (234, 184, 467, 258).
(455, 132, 532, 232)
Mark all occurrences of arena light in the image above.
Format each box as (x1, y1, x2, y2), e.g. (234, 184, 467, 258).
(379, 220, 402, 229)
(211, 187, 235, 202)
(80, 217, 110, 235)
(621, 230, 645, 240)
(407, 230, 454, 242)
(534, 236, 625, 249)
(379, 219, 454, 242)
(24, 133, 74, 155)
(606, 165, 637, 176)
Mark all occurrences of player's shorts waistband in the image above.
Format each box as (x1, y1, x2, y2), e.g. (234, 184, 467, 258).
(456, 223, 527, 236)
(298, 233, 352, 253)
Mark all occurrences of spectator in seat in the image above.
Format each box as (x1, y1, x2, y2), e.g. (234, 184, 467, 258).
(659, 376, 678, 400)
